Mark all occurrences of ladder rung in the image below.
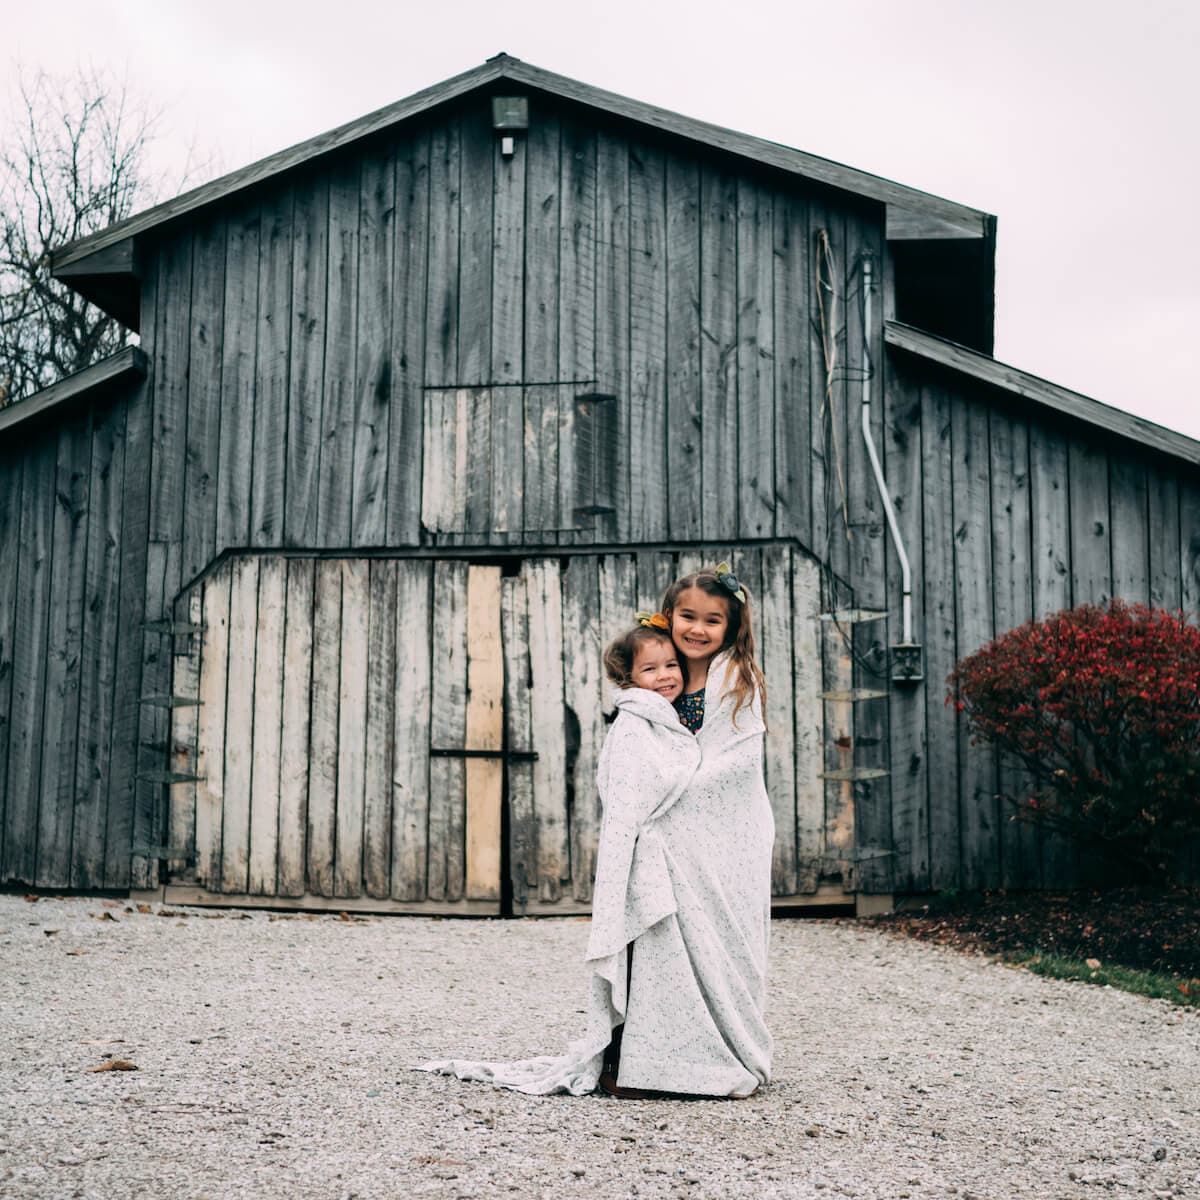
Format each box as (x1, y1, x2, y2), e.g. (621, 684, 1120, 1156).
(137, 770, 203, 785)
(143, 620, 206, 635)
(818, 609, 888, 624)
(139, 695, 203, 708)
(820, 689, 889, 702)
(820, 767, 890, 782)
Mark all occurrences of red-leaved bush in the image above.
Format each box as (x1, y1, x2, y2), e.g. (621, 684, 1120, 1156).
(949, 601, 1200, 880)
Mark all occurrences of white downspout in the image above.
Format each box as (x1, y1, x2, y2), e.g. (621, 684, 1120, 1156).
(859, 258, 913, 646)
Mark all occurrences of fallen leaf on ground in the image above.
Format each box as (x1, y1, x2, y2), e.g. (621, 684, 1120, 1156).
(91, 912, 118, 922)
(101, 899, 122, 908)
(23, 895, 39, 903)
(136, 904, 152, 914)
(65, 949, 88, 956)
(1085, 958, 1102, 969)
(87, 1059, 139, 1072)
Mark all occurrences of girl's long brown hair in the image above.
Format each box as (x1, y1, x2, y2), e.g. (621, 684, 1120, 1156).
(660, 567, 767, 726)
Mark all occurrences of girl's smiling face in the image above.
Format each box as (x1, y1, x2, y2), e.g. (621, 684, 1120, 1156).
(631, 638, 684, 702)
(669, 586, 730, 666)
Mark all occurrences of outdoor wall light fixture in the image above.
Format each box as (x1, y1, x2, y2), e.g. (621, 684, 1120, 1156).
(492, 96, 529, 157)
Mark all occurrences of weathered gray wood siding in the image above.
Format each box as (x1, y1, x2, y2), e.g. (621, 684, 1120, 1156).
(0, 381, 151, 889)
(883, 351, 1200, 893)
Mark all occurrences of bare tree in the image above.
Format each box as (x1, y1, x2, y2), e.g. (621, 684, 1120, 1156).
(0, 66, 177, 405)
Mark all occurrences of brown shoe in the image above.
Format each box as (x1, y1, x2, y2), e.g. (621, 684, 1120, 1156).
(597, 1070, 656, 1100)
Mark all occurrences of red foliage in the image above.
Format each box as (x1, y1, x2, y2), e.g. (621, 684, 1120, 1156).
(949, 601, 1200, 879)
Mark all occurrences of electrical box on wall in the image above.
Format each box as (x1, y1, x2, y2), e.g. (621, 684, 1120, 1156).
(890, 643, 923, 684)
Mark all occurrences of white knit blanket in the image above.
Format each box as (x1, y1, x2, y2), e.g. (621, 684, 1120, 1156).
(418, 652, 774, 1097)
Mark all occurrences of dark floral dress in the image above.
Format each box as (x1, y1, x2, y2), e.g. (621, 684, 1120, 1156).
(675, 688, 705, 734)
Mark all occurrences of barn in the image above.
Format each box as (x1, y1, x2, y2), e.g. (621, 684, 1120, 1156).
(1, 54, 1197, 915)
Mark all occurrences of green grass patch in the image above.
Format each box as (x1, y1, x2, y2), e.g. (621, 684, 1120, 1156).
(1011, 951, 1200, 1008)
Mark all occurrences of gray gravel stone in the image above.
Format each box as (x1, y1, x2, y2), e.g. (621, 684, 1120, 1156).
(1, 894, 1198, 1198)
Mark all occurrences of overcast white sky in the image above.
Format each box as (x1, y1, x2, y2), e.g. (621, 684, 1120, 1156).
(8, 0, 1199, 439)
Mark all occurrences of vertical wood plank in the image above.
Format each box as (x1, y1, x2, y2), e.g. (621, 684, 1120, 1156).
(882, 355, 928, 893)
(598, 553, 637, 690)
(628, 141, 667, 542)
(387, 132, 430, 546)
(773, 191, 811, 545)
(501, 570, 534, 906)
(522, 383, 558, 534)
(253, 190, 293, 546)
(363, 560, 397, 898)
(392, 559, 432, 900)
(352, 148, 395, 547)
(463, 387, 494, 536)
(36, 415, 92, 886)
(167, 588, 202, 882)
(1068, 436, 1112, 606)
(524, 112, 560, 383)
(0, 444, 19, 878)
(277, 557, 314, 897)
(666, 152, 702, 541)
(821, 577, 855, 879)
(990, 409, 1040, 889)
(951, 396, 997, 889)
(334, 558, 368, 896)
(595, 133, 630, 543)
(1148, 471, 1181, 610)
(428, 560, 468, 901)
(759, 545, 797, 894)
(3, 443, 55, 883)
(182, 216, 225, 579)
(317, 160, 360, 547)
(425, 121, 461, 389)
(71, 395, 126, 888)
(220, 556, 258, 892)
(527, 559, 568, 902)
(792, 553, 824, 892)
(562, 555, 604, 902)
(217, 208, 260, 550)
(307, 559, 341, 897)
(491, 120, 526, 386)
(286, 172, 329, 547)
(1108, 454, 1149, 604)
(736, 177, 775, 539)
(1181, 480, 1200, 622)
(194, 565, 230, 888)
(921, 380, 959, 889)
(458, 112, 494, 388)
(248, 556, 285, 895)
(700, 167, 739, 543)
(464, 566, 503, 901)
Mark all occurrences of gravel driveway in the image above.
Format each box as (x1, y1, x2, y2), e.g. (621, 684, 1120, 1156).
(1, 894, 1196, 1199)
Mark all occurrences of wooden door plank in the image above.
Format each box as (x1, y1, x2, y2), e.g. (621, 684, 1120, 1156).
(317, 159, 360, 547)
(363, 559, 397, 898)
(277, 557, 314, 897)
(217, 208, 260, 550)
(598, 553, 638, 673)
(464, 387, 494, 537)
(285, 172, 329, 547)
(37, 415, 92, 886)
(635, 550, 676, 619)
(501, 570, 535, 907)
(195, 564, 231, 889)
(1109, 454, 1149, 604)
(71, 395, 127, 888)
(253, 190, 293, 546)
(3, 444, 54, 884)
(392, 559, 433, 900)
(307, 558, 341, 897)
(758, 545, 798, 894)
(387, 132, 430, 546)
(562, 554, 604, 902)
(334, 558, 369, 897)
(666, 152, 701, 542)
(595, 133, 630, 543)
(522, 383, 558, 534)
(182, 215, 225, 579)
(465, 566, 503, 901)
(249, 556, 285, 894)
(700, 167, 738, 543)
(736, 177, 775, 540)
(951, 396, 997, 890)
(352, 148, 395, 548)
(526, 559, 568, 902)
(1148, 471, 1181, 610)
(428, 559, 468, 901)
(220, 555, 259, 892)
(628, 141, 667, 542)
(792, 553, 824, 892)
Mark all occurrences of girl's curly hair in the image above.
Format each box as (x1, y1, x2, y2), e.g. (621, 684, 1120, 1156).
(603, 625, 686, 690)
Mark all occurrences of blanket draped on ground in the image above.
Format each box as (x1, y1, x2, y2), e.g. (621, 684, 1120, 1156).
(418, 652, 774, 1097)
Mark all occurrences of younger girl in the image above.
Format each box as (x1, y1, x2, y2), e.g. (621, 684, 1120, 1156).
(418, 616, 701, 1095)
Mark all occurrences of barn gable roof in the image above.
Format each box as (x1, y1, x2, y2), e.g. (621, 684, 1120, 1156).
(49, 53, 990, 306)
(884, 322, 1200, 470)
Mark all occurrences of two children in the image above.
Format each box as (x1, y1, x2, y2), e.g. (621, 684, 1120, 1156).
(420, 560, 773, 1099)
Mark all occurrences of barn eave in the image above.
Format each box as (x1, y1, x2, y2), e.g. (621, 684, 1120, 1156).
(884, 321, 1200, 469)
(0, 345, 148, 442)
(49, 52, 991, 329)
